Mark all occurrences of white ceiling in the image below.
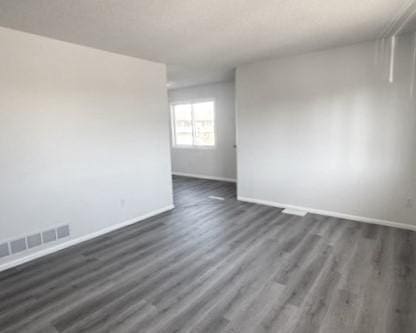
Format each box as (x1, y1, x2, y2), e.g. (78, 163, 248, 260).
(0, 0, 415, 88)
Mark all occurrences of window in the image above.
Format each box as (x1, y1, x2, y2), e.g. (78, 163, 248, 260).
(171, 100, 215, 147)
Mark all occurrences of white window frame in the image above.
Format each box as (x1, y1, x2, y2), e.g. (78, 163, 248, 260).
(170, 99, 216, 149)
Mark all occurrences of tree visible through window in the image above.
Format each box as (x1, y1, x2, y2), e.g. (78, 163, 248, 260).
(171, 100, 215, 147)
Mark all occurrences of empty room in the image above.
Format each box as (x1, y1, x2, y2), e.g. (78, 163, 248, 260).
(1, 1, 416, 332)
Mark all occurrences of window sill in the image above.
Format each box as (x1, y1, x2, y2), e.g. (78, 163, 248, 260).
(172, 145, 216, 150)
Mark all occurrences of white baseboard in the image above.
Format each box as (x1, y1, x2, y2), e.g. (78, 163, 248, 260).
(0, 204, 175, 273)
(173, 172, 236, 183)
(238, 196, 416, 232)
(282, 208, 307, 216)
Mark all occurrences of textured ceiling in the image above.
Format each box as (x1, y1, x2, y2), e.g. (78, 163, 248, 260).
(0, 0, 415, 88)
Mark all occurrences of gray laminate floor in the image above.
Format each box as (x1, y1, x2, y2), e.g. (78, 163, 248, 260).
(0, 176, 415, 333)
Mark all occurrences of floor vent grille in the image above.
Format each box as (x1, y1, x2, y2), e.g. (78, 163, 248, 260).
(282, 208, 308, 216)
(0, 224, 70, 258)
(208, 196, 225, 201)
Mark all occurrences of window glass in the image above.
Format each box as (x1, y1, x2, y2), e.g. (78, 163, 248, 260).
(193, 101, 215, 146)
(171, 100, 215, 147)
(173, 104, 193, 146)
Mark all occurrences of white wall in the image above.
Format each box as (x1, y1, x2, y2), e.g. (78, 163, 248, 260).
(169, 81, 237, 181)
(0, 27, 173, 267)
(236, 33, 416, 227)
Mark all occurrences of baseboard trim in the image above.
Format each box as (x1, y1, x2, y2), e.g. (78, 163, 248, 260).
(172, 172, 236, 183)
(0, 204, 175, 273)
(238, 196, 416, 232)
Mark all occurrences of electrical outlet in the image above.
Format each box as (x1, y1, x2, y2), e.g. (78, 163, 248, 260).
(120, 199, 126, 208)
(406, 198, 414, 208)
